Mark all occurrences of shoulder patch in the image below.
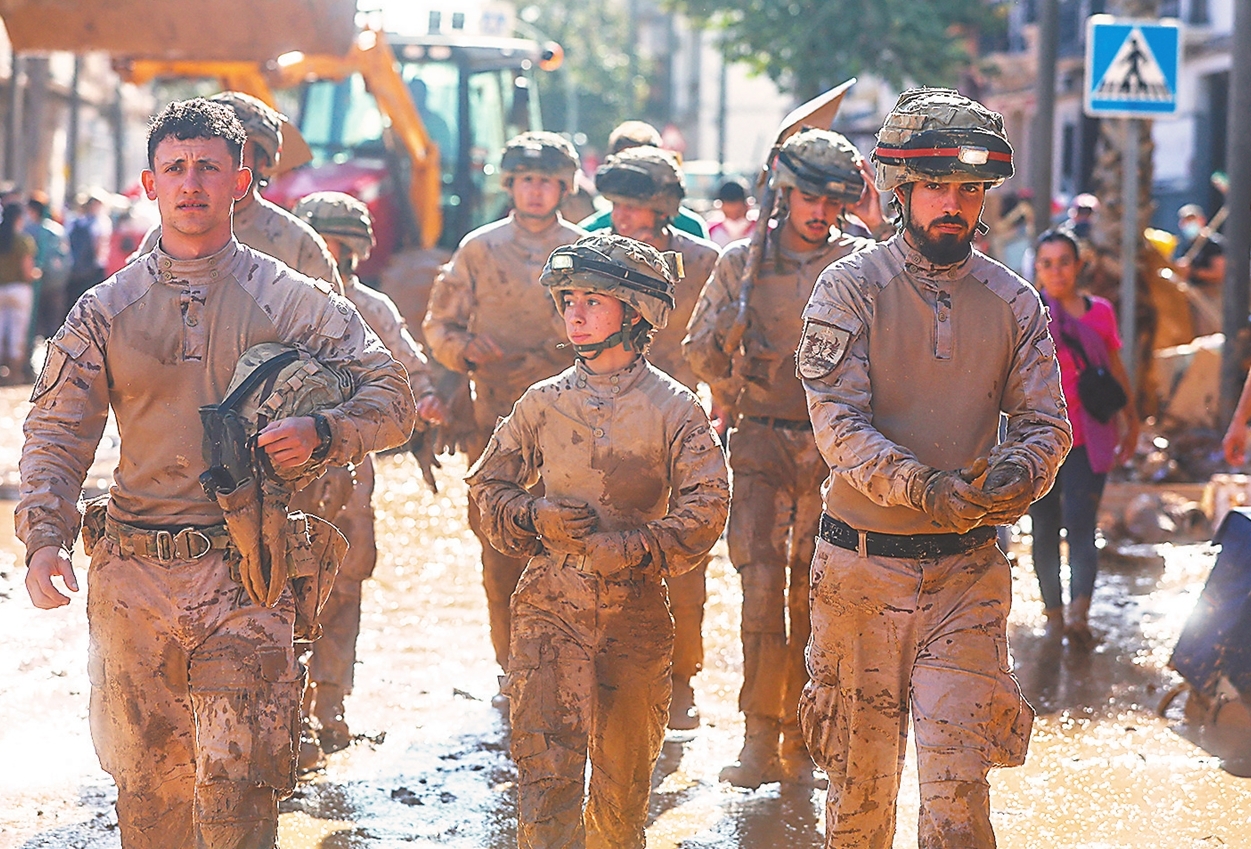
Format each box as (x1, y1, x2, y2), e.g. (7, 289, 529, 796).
(796, 319, 851, 381)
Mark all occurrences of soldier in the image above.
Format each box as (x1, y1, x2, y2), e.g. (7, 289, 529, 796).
(684, 128, 883, 788)
(291, 191, 446, 757)
(467, 234, 729, 848)
(596, 144, 720, 729)
(797, 88, 1071, 845)
(579, 120, 709, 239)
(422, 131, 585, 688)
(18, 99, 414, 848)
(138, 91, 341, 292)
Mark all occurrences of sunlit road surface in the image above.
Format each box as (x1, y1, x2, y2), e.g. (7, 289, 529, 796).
(0, 384, 1248, 848)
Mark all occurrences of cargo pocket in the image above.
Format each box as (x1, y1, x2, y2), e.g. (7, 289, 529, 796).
(797, 643, 845, 775)
(504, 638, 554, 762)
(86, 651, 118, 776)
(255, 647, 304, 793)
(30, 325, 91, 422)
(986, 672, 1034, 768)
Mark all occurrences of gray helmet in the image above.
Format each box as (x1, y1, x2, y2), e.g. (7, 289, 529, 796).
(210, 91, 284, 174)
(541, 234, 683, 356)
(293, 191, 375, 262)
(772, 129, 865, 204)
(501, 131, 580, 191)
(872, 87, 1014, 192)
(595, 146, 685, 218)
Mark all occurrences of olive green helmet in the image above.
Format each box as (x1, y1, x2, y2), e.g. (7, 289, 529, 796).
(209, 91, 284, 175)
(541, 234, 683, 356)
(771, 129, 865, 204)
(293, 191, 375, 262)
(594, 146, 685, 218)
(872, 87, 1014, 193)
(501, 131, 580, 191)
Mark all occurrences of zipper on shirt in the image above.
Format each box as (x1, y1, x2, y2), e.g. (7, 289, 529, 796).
(934, 289, 952, 360)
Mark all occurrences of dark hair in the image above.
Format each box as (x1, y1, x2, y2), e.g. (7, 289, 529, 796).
(27, 197, 47, 220)
(1035, 227, 1081, 261)
(0, 202, 22, 253)
(717, 180, 747, 203)
(146, 98, 247, 169)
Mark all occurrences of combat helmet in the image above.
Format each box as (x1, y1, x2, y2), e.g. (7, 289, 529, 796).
(210, 91, 284, 175)
(201, 343, 352, 492)
(294, 191, 375, 262)
(872, 87, 1013, 193)
(541, 233, 683, 357)
(501, 131, 580, 191)
(595, 146, 685, 219)
(772, 129, 865, 204)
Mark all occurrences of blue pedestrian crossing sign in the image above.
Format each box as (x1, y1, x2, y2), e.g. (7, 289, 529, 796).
(1084, 15, 1180, 118)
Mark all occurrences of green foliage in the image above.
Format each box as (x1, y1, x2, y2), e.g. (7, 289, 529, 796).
(518, 1, 653, 153)
(669, 0, 1004, 99)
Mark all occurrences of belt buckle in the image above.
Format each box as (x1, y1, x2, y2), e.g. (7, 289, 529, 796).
(178, 528, 213, 560)
(857, 530, 868, 558)
(154, 529, 174, 561)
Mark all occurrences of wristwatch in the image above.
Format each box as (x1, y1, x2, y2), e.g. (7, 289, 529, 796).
(311, 412, 333, 461)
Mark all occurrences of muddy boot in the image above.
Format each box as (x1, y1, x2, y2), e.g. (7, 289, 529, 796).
(780, 723, 827, 789)
(719, 715, 782, 788)
(1042, 606, 1065, 642)
(668, 676, 700, 730)
(313, 683, 351, 754)
(1065, 595, 1094, 650)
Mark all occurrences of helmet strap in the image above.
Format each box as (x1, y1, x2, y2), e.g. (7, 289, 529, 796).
(570, 306, 638, 360)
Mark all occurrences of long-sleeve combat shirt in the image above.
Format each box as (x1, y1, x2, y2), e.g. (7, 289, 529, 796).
(422, 214, 584, 429)
(139, 195, 341, 292)
(466, 356, 729, 578)
(683, 229, 871, 422)
(645, 228, 719, 391)
(799, 234, 1072, 535)
(17, 239, 416, 559)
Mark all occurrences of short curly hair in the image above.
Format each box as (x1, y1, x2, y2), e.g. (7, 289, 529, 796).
(147, 98, 247, 168)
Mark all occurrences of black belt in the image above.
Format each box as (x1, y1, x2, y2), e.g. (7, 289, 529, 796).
(741, 415, 813, 431)
(818, 513, 996, 559)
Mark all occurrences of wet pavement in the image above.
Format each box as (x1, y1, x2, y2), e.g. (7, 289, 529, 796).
(0, 382, 1249, 847)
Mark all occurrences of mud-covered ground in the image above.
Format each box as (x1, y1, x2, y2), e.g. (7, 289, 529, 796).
(1, 382, 1249, 848)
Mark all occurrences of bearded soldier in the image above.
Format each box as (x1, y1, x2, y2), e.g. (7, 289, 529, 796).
(797, 88, 1070, 846)
(467, 234, 728, 848)
(18, 99, 415, 848)
(138, 91, 341, 292)
(422, 132, 585, 688)
(684, 129, 883, 788)
(595, 144, 720, 729)
(291, 191, 446, 760)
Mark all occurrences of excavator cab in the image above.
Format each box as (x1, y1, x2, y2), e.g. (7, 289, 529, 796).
(266, 34, 544, 278)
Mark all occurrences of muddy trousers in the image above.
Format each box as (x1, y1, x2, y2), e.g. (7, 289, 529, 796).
(665, 556, 707, 682)
(506, 559, 674, 849)
(727, 420, 824, 737)
(306, 459, 377, 693)
(86, 540, 301, 849)
(799, 538, 1034, 849)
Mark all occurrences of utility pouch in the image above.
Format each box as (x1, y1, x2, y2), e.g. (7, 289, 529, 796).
(80, 493, 111, 557)
(287, 511, 348, 642)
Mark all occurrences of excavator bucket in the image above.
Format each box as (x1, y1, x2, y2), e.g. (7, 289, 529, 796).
(0, 0, 357, 62)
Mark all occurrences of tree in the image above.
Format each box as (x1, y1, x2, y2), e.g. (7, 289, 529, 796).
(668, 0, 1003, 99)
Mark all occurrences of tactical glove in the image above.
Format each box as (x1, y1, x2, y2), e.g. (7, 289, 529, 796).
(981, 462, 1034, 526)
(575, 530, 652, 577)
(530, 496, 598, 551)
(911, 458, 994, 534)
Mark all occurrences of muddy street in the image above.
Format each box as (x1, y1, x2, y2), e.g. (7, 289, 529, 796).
(0, 382, 1249, 847)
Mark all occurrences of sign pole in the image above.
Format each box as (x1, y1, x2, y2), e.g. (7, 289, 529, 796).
(1120, 118, 1139, 391)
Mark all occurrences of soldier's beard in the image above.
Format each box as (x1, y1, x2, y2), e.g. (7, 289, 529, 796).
(905, 213, 973, 265)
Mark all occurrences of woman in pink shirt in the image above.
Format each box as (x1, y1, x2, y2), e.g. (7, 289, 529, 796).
(1030, 228, 1138, 648)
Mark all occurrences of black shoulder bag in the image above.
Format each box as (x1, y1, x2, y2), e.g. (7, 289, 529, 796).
(1058, 325, 1128, 424)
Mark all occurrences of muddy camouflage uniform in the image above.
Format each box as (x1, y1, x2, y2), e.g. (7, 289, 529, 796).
(423, 208, 583, 672)
(16, 239, 414, 848)
(467, 235, 729, 847)
(797, 89, 1071, 847)
(293, 191, 440, 744)
(684, 128, 874, 784)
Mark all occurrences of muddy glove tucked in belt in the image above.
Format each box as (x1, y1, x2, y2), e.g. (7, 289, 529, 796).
(909, 458, 994, 534)
(981, 462, 1034, 526)
(530, 496, 598, 552)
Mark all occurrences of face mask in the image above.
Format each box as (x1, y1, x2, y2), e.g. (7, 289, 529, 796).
(1181, 221, 1201, 240)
